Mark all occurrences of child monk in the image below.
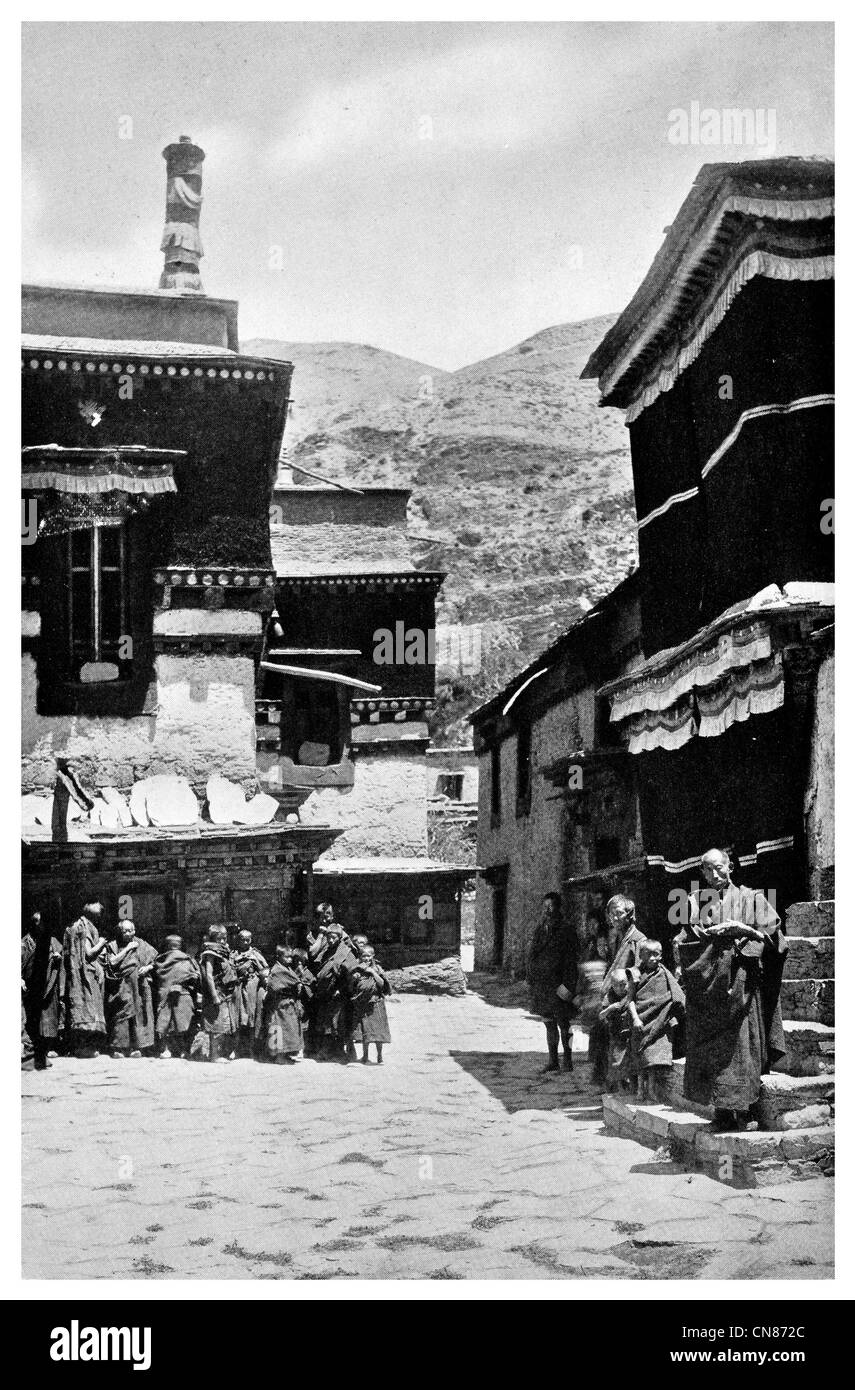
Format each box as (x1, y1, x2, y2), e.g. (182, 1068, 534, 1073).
(625, 939, 685, 1102)
(347, 944, 392, 1065)
(256, 946, 306, 1064)
(597, 967, 631, 1092)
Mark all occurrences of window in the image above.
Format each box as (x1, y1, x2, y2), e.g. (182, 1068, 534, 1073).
(67, 525, 130, 682)
(436, 772, 464, 801)
(490, 743, 502, 820)
(516, 722, 532, 813)
(278, 677, 346, 766)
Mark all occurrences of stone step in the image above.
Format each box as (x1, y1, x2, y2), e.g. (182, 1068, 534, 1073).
(778, 1020, 835, 1076)
(660, 1060, 834, 1129)
(602, 1093, 834, 1186)
(785, 900, 834, 937)
(784, 935, 834, 979)
(781, 978, 835, 1025)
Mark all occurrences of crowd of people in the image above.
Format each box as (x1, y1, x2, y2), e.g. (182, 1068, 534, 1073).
(526, 848, 787, 1133)
(21, 901, 392, 1070)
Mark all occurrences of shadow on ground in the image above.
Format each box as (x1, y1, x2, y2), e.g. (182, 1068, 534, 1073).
(466, 971, 531, 1010)
(450, 1049, 604, 1117)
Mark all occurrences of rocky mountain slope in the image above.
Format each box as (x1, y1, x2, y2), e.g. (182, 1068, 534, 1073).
(245, 316, 638, 743)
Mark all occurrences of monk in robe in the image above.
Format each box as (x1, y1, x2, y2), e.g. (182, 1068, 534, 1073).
(153, 934, 200, 1057)
(348, 945, 392, 1064)
(598, 968, 631, 1092)
(256, 946, 309, 1063)
(310, 920, 358, 1059)
(588, 895, 647, 1090)
(63, 902, 109, 1058)
(232, 929, 268, 1058)
(22, 912, 64, 1070)
(674, 848, 787, 1132)
(104, 921, 157, 1058)
(289, 946, 315, 1050)
(195, 925, 239, 1062)
(526, 892, 577, 1074)
(624, 939, 685, 1101)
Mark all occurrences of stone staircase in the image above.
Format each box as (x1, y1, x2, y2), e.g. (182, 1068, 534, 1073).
(602, 900, 835, 1186)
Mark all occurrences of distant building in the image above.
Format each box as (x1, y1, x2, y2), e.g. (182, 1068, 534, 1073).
(582, 157, 834, 919)
(261, 480, 472, 963)
(21, 138, 340, 951)
(472, 156, 833, 978)
(470, 574, 643, 973)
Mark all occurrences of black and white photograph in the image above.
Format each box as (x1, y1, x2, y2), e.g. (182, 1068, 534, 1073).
(17, 16, 836, 1300)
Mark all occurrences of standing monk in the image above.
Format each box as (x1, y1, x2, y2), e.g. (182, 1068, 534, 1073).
(153, 934, 200, 1057)
(22, 912, 64, 1070)
(588, 895, 647, 1090)
(232, 929, 269, 1057)
(63, 902, 109, 1058)
(674, 848, 787, 1132)
(256, 946, 308, 1063)
(104, 921, 157, 1058)
(526, 892, 577, 1074)
(197, 925, 239, 1062)
(310, 919, 358, 1059)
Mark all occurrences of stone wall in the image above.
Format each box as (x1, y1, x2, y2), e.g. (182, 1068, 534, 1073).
(22, 641, 259, 796)
(805, 649, 834, 899)
(474, 689, 594, 973)
(301, 745, 429, 859)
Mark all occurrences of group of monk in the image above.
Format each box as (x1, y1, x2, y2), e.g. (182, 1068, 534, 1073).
(21, 900, 392, 1070)
(527, 848, 787, 1133)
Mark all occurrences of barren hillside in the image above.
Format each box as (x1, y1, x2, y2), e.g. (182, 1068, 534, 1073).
(245, 316, 638, 743)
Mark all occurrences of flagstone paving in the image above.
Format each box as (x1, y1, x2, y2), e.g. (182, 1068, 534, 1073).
(22, 986, 833, 1281)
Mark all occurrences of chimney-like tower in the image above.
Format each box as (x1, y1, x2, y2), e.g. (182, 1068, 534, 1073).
(159, 135, 205, 292)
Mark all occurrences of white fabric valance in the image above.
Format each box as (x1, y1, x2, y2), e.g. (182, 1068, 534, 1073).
(624, 253, 834, 423)
(610, 619, 772, 723)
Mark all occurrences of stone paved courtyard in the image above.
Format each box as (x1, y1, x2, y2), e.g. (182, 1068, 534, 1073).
(23, 982, 833, 1281)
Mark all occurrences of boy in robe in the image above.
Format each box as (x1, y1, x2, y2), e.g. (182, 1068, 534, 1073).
(22, 912, 64, 1070)
(256, 946, 309, 1063)
(63, 902, 109, 1058)
(674, 847, 787, 1132)
(348, 945, 392, 1064)
(290, 946, 315, 1050)
(597, 967, 631, 1092)
(588, 895, 647, 1090)
(153, 934, 201, 1057)
(624, 939, 685, 1101)
(310, 920, 358, 1059)
(104, 921, 158, 1058)
(195, 924, 239, 1062)
(232, 929, 268, 1057)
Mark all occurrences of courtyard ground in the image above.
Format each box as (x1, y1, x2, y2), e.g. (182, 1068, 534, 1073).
(22, 980, 833, 1281)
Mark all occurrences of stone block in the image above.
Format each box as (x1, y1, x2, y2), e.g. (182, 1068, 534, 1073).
(781, 978, 835, 1025)
(784, 935, 834, 979)
(785, 900, 835, 937)
(386, 956, 467, 997)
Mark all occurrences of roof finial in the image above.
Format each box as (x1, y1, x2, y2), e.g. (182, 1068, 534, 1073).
(159, 136, 205, 292)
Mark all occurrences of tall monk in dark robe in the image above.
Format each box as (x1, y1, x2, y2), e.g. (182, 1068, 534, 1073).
(104, 921, 157, 1058)
(310, 919, 358, 1059)
(232, 929, 268, 1058)
(674, 848, 787, 1132)
(195, 925, 239, 1062)
(22, 912, 64, 1070)
(348, 945, 392, 1064)
(255, 946, 309, 1063)
(63, 902, 109, 1058)
(588, 894, 647, 1090)
(624, 939, 685, 1101)
(153, 934, 201, 1057)
(526, 892, 577, 1074)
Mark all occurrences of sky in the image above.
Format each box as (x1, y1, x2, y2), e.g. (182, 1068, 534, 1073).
(22, 22, 833, 370)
